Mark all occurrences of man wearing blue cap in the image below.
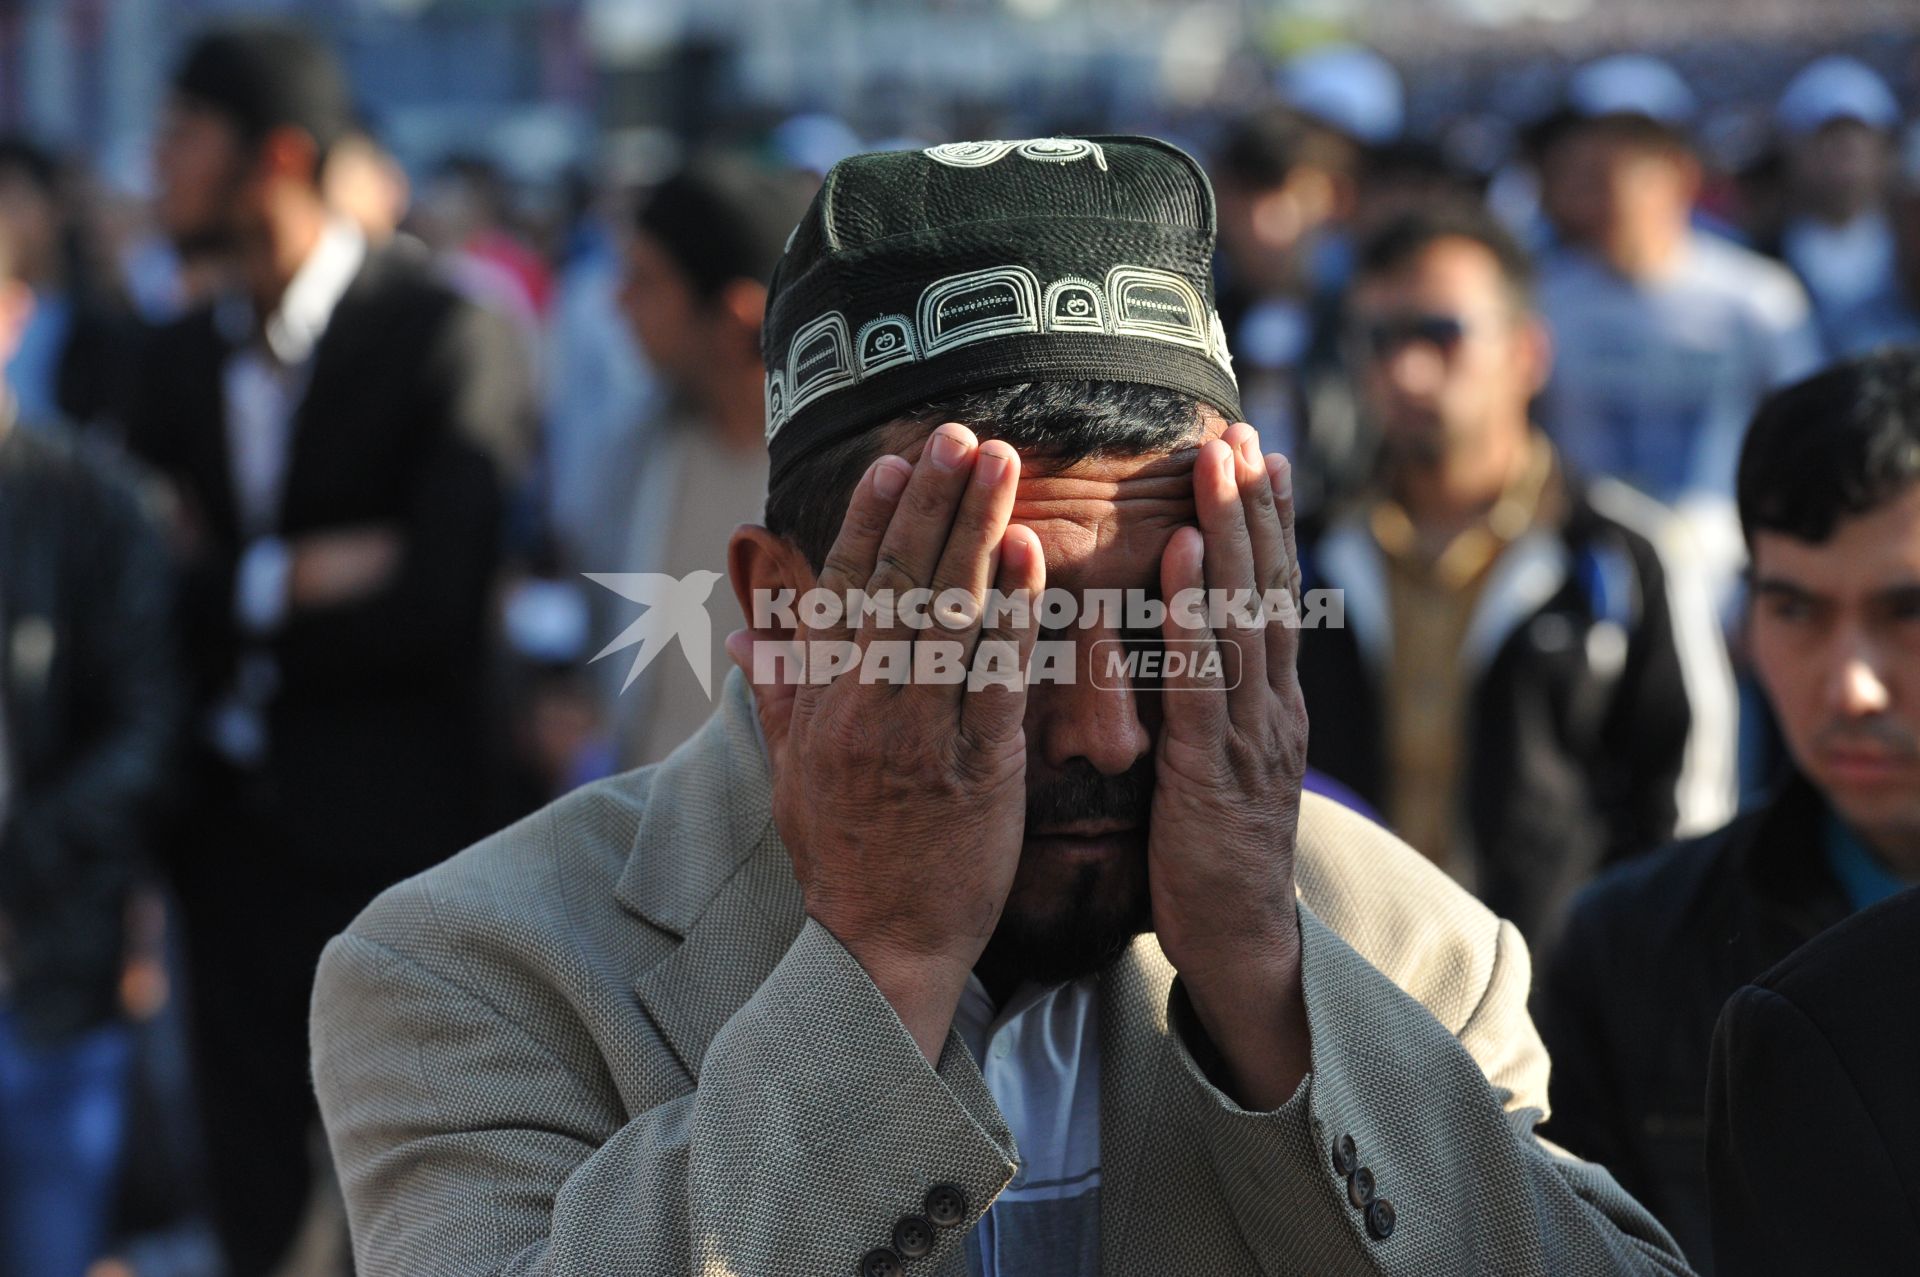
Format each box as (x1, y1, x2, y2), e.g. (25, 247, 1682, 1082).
(313, 136, 1692, 1276)
(1771, 56, 1907, 355)
(1534, 56, 1822, 600)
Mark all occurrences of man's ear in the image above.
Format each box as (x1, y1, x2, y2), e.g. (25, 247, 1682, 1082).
(717, 279, 768, 341)
(1521, 312, 1554, 397)
(728, 523, 813, 647)
(257, 124, 322, 187)
(727, 523, 813, 761)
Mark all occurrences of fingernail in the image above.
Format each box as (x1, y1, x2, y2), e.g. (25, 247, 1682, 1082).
(975, 444, 1011, 486)
(872, 456, 910, 500)
(1000, 527, 1028, 568)
(1270, 455, 1293, 502)
(930, 427, 971, 470)
(1237, 433, 1260, 470)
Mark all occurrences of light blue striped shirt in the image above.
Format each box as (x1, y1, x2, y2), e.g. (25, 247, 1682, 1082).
(954, 975, 1102, 1276)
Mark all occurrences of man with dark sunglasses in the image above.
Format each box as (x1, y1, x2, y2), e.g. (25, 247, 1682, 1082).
(1296, 204, 1736, 950)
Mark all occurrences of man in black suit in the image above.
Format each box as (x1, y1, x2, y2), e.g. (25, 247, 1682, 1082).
(1539, 348, 1920, 1271)
(125, 24, 527, 1275)
(1707, 886, 1920, 1274)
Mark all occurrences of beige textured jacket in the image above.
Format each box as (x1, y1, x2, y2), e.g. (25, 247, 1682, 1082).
(311, 671, 1691, 1276)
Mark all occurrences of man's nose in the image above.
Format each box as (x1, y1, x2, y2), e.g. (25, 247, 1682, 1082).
(1029, 648, 1153, 776)
(1828, 639, 1892, 719)
(1383, 342, 1445, 396)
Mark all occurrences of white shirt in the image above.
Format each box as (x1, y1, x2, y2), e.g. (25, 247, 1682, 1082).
(223, 217, 367, 546)
(207, 219, 366, 765)
(1538, 232, 1823, 508)
(953, 974, 1103, 1276)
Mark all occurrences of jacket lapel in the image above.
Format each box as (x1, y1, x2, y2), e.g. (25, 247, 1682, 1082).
(1314, 517, 1391, 674)
(617, 670, 806, 1081)
(1459, 529, 1571, 679)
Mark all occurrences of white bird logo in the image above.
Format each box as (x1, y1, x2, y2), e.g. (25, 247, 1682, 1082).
(584, 570, 725, 698)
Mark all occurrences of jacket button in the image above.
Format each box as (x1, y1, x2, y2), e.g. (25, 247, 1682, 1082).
(893, 1214, 935, 1259)
(1331, 1133, 1358, 1177)
(1347, 1166, 1376, 1209)
(860, 1246, 904, 1277)
(1366, 1198, 1397, 1240)
(924, 1183, 968, 1227)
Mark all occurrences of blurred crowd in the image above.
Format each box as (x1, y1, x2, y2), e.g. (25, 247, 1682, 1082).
(0, 15, 1916, 1277)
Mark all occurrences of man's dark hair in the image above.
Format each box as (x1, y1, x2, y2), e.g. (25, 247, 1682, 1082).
(765, 381, 1207, 571)
(1215, 106, 1360, 189)
(635, 156, 814, 302)
(1547, 111, 1693, 162)
(1354, 203, 1536, 310)
(1738, 347, 1920, 548)
(173, 22, 356, 175)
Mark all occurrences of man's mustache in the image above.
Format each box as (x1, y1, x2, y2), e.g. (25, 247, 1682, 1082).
(1813, 717, 1920, 761)
(1026, 758, 1155, 829)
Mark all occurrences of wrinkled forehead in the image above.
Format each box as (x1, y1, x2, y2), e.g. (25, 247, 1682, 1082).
(889, 410, 1230, 582)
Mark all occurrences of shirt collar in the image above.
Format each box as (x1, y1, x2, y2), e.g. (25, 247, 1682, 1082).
(954, 973, 1087, 1063)
(261, 218, 367, 367)
(1370, 432, 1559, 588)
(1823, 807, 1914, 912)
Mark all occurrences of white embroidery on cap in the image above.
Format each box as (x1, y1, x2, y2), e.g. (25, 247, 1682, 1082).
(1017, 138, 1108, 170)
(1208, 308, 1237, 384)
(1043, 277, 1108, 333)
(856, 314, 919, 378)
(923, 140, 1020, 168)
(786, 311, 857, 416)
(1107, 266, 1210, 352)
(764, 371, 788, 441)
(917, 266, 1041, 356)
(767, 266, 1237, 439)
(922, 138, 1108, 172)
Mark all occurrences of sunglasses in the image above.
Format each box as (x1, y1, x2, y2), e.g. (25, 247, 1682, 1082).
(1349, 313, 1473, 362)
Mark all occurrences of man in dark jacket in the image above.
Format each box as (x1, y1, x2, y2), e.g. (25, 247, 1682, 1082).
(1297, 205, 1736, 948)
(125, 24, 526, 1275)
(1706, 885, 1920, 1275)
(1539, 348, 1920, 1272)
(0, 221, 178, 1276)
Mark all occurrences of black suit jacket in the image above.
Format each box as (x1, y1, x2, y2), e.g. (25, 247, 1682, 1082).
(1706, 884, 1920, 1275)
(126, 243, 524, 899)
(1536, 778, 1851, 1273)
(0, 425, 178, 1043)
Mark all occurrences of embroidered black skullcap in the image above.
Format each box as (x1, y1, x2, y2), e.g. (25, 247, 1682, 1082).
(761, 135, 1241, 485)
(173, 22, 356, 156)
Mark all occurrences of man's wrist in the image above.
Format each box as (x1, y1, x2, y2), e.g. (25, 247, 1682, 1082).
(813, 915, 976, 1066)
(1176, 920, 1310, 1112)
